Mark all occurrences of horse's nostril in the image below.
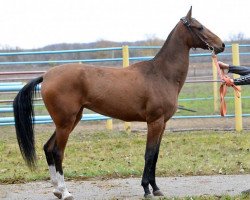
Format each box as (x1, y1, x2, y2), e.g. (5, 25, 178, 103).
(222, 43, 225, 48)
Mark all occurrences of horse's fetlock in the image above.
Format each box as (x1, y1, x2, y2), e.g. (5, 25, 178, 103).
(141, 180, 149, 187)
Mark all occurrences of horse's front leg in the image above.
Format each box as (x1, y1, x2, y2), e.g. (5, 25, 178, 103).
(141, 116, 165, 198)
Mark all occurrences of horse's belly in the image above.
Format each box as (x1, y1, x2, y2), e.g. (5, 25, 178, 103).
(85, 101, 146, 122)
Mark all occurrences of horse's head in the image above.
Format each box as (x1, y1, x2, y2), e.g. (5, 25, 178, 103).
(181, 7, 225, 54)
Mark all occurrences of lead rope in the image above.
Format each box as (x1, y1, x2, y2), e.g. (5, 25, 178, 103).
(212, 54, 241, 116)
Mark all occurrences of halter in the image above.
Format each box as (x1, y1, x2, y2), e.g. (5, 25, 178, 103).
(180, 17, 214, 53)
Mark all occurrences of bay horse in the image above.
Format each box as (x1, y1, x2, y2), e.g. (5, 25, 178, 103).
(13, 7, 224, 200)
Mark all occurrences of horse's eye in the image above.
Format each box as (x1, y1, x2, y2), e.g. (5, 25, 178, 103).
(198, 26, 203, 31)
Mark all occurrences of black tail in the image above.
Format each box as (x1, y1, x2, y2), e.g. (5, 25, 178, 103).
(13, 76, 43, 169)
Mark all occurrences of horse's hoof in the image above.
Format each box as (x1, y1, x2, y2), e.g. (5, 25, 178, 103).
(144, 193, 154, 199)
(62, 192, 74, 200)
(53, 189, 62, 199)
(153, 190, 164, 196)
(63, 196, 74, 200)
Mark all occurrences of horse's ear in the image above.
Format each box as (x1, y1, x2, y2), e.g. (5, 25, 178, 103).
(186, 6, 192, 20)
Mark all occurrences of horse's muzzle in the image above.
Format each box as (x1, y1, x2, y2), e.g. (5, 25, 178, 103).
(214, 43, 225, 54)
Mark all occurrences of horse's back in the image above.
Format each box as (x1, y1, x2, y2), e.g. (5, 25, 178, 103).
(41, 63, 137, 97)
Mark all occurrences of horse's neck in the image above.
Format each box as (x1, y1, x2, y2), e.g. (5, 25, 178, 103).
(153, 26, 190, 89)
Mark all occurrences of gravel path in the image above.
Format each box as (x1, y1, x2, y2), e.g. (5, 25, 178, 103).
(1, 175, 250, 200)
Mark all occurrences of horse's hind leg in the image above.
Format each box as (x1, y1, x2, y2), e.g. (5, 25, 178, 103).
(43, 132, 62, 199)
(52, 123, 75, 200)
(51, 107, 84, 200)
(43, 107, 83, 200)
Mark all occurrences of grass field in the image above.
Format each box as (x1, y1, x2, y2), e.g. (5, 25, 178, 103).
(1, 125, 250, 184)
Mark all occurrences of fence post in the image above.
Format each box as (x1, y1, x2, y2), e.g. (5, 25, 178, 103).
(106, 118, 113, 130)
(232, 43, 243, 132)
(122, 45, 131, 133)
(212, 59, 219, 113)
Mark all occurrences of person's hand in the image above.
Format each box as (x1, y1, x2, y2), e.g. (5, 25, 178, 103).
(222, 75, 234, 85)
(218, 61, 229, 70)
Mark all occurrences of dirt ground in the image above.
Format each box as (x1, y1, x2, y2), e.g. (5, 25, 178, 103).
(1, 175, 250, 200)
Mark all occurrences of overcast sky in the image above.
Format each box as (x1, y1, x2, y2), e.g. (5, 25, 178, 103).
(0, 0, 249, 49)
